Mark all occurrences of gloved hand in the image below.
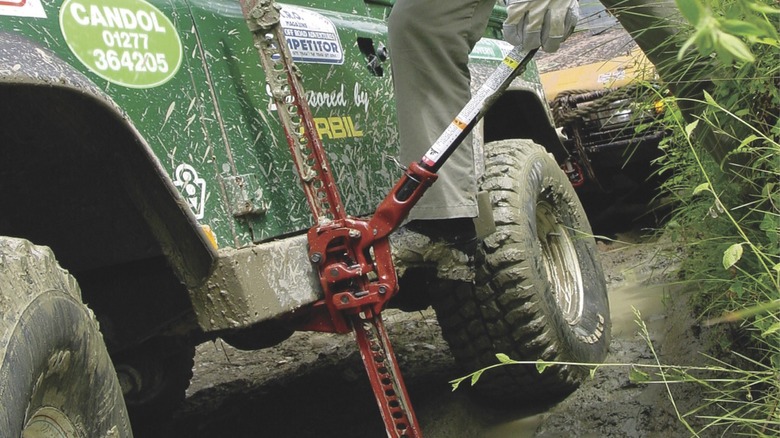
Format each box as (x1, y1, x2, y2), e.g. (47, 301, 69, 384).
(503, 0, 579, 52)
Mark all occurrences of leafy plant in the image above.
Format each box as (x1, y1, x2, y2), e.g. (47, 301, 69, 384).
(638, 0, 779, 432)
(455, 1, 779, 434)
(675, 0, 779, 64)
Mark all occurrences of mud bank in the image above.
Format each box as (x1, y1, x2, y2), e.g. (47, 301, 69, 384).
(145, 232, 721, 438)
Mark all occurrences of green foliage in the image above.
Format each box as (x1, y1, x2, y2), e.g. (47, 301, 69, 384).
(453, 2, 778, 433)
(675, 0, 780, 64)
(653, 0, 780, 433)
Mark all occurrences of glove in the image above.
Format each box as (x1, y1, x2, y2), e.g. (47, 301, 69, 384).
(503, 0, 579, 52)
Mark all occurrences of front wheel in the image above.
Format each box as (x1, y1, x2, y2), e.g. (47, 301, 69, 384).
(0, 237, 132, 437)
(433, 139, 611, 401)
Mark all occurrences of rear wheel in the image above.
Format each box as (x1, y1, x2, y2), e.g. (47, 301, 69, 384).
(432, 139, 611, 401)
(0, 237, 132, 437)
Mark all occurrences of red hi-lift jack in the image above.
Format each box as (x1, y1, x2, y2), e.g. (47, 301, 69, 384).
(240, 1, 536, 435)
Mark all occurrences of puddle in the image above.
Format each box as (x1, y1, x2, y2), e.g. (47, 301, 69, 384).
(609, 282, 668, 337)
(484, 413, 548, 438)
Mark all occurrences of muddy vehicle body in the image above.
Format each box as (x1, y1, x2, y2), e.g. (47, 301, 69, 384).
(0, 0, 610, 435)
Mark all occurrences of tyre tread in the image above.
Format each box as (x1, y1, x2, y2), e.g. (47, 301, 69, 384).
(432, 139, 609, 403)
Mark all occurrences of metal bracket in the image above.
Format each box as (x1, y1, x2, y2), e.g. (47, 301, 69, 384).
(222, 174, 268, 217)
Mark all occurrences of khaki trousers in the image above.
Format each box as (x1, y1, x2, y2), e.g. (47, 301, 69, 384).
(388, 0, 495, 221)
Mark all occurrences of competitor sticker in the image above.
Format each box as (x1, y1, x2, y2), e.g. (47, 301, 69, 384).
(59, 0, 182, 88)
(280, 6, 343, 65)
(0, 0, 47, 18)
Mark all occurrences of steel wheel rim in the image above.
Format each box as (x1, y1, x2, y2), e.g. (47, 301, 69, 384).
(536, 201, 584, 325)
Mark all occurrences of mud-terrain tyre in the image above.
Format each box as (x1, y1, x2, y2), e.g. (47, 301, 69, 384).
(433, 139, 610, 402)
(0, 237, 132, 437)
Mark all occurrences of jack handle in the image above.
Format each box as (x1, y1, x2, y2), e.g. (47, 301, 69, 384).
(374, 46, 539, 235)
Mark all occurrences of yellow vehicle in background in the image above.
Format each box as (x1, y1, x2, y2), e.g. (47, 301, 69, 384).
(539, 27, 668, 233)
(541, 47, 655, 101)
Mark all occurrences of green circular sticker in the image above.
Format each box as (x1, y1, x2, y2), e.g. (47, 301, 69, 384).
(60, 0, 182, 88)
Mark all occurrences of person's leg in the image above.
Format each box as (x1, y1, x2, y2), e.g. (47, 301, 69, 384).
(387, 0, 494, 222)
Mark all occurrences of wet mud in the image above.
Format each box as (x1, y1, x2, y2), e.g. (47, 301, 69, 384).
(146, 231, 716, 438)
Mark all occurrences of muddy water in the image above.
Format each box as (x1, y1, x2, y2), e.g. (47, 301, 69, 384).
(609, 282, 669, 337)
(484, 414, 546, 437)
(154, 238, 674, 438)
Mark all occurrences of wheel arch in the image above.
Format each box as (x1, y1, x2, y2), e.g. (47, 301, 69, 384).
(483, 88, 568, 162)
(0, 32, 216, 349)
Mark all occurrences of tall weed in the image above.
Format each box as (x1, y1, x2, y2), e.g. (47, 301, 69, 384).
(654, 0, 780, 432)
(456, 1, 778, 434)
